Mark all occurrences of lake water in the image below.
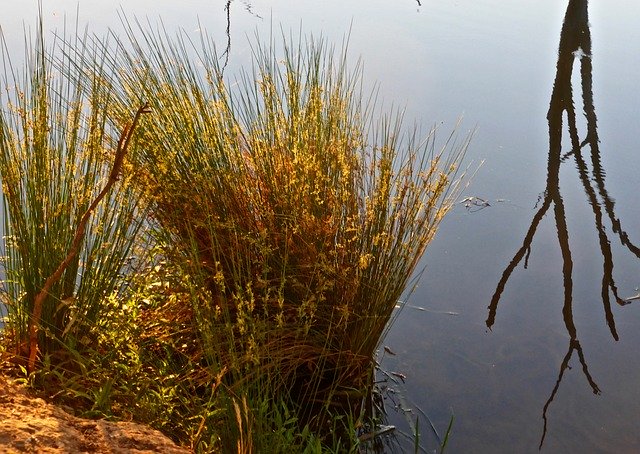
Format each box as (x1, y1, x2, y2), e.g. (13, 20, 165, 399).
(4, 1, 640, 452)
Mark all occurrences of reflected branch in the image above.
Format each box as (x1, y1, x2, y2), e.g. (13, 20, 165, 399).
(486, 196, 551, 328)
(583, 58, 640, 260)
(574, 147, 622, 338)
(539, 340, 572, 450)
(555, 196, 574, 337)
(219, 1, 262, 74)
(539, 339, 600, 449)
(221, 0, 232, 73)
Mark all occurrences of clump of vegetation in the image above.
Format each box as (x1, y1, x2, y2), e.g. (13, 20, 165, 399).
(0, 16, 470, 453)
(0, 18, 146, 371)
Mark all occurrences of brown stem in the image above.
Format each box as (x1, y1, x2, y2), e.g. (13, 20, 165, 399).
(27, 103, 150, 374)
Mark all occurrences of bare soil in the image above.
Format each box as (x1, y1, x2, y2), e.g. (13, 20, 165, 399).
(0, 375, 190, 453)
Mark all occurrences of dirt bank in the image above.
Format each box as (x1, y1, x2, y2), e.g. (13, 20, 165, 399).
(0, 375, 190, 453)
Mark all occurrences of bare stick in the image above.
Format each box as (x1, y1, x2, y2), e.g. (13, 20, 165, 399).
(27, 103, 150, 374)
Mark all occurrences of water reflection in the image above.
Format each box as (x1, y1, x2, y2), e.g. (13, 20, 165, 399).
(486, 0, 640, 448)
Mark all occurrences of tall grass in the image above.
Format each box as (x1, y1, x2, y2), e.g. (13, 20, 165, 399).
(0, 19, 145, 366)
(85, 21, 471, 439)
(1, 15, 470, 451)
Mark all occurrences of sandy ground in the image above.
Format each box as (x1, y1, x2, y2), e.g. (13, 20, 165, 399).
(0, 375, 190, 453)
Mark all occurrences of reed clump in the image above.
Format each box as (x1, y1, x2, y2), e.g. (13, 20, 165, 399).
(0, 20, 145, 368)
(1, 17, 470, 452)
(96, 24, 470, 441)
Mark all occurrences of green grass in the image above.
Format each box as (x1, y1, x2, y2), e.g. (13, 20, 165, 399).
(1, 14, 470, 453)
(0, 16, 146, 368)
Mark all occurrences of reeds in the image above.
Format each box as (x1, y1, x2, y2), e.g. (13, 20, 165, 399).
(0, 20, 145, 364)
(92, 22, 471, 436)
(1, 15, 470, 451)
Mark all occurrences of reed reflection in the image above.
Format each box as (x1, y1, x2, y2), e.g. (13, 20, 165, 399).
(486, 0, 640, 448)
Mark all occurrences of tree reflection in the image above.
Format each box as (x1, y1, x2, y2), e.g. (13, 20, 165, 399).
(485, 0, 640, 448)
(220, 1, 262, 74)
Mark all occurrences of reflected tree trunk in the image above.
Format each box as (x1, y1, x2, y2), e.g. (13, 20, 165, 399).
(486, 0, 640, 448)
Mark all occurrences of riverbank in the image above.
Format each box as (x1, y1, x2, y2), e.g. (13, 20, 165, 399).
(0, 374, 189, 453)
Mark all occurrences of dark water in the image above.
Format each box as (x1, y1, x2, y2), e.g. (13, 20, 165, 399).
(4, 1, 640, 452)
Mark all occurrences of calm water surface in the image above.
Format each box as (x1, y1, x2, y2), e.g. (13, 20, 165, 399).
(4, 1, 640, 452)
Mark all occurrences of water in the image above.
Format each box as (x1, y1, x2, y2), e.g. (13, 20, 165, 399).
(3, 1, 640, 452)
